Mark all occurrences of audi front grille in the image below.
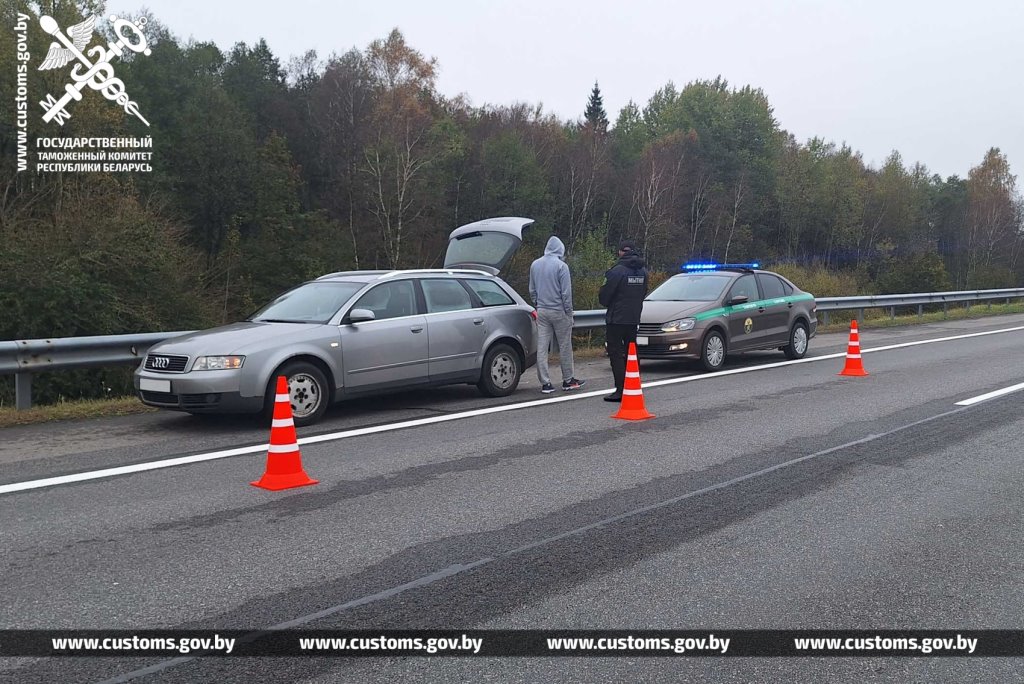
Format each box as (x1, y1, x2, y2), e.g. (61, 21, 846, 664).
(144, 354, 189, 373)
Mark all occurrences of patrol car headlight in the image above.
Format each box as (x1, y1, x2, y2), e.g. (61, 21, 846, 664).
(192, 356, 245, 371)
(661, 318, 696, 332)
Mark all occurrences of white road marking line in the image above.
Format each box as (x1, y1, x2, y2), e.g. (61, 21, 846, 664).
(2, 324, 1023, 496)
(955, 381, 1024, 406)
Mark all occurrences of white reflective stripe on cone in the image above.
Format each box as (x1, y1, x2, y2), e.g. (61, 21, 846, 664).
(276, 394, 290, 402)
(849, 340, 860, 347)
(623, 389, 643, 395)
(626, 372, 641, 378)
(627, 355, 638, 361)
(271, 418, 294, 428)
(267, 443, 300, 453)
(846, 353, 862, 359)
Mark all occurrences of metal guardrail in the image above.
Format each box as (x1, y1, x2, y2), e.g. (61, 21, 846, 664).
(2, 288, 1023, 410)
(1, 332, 194, 411)
(573, 288, 1024, 330)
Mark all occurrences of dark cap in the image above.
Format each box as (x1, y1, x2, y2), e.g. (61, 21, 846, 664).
(618, 239, 637, 252)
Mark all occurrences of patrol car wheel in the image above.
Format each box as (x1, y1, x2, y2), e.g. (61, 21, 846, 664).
(783, 321, 809, 360)
(700, 330, 727, 372)
(477, 343, 522, 397)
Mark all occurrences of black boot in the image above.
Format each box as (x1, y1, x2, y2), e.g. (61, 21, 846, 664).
(603, 391, 622, 402)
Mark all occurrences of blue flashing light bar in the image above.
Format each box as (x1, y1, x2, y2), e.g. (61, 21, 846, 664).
(681, 262, 760, 272)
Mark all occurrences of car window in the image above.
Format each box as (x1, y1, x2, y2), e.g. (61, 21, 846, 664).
(351, 280, 417, 320)
(422, 278, 474, 313)
(444, 232, 519, 271)
(647, 274, 731, 302)
(758, 274, 786, 299)
(728, 274, 759, 302)
(464, 279, 514, 307)
(250, 281, 364, 323)
(780, 278, 794, 295)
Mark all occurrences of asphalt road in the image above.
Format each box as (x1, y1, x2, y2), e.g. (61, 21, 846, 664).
(2, 314, 1024, 683)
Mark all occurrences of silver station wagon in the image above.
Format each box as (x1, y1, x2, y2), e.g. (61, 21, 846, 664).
(134, 218, 539, 425)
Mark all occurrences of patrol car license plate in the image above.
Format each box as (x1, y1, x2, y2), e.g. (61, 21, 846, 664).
(636, 336, 648, 345)
(140, 378, 171, 393)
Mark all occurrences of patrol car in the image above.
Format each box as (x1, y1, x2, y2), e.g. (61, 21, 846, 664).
(636, 263, 817, 371)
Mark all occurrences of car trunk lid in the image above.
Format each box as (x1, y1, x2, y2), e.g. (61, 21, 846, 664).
(443, 217, 534, 275)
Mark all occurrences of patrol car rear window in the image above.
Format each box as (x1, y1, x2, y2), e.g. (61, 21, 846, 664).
(647, 274, 731, 302)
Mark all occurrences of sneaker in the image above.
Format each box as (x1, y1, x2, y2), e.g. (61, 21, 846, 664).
(562, 378, 586, 391)
(603, 392, 622, 402)
(541, 383, 555, 394)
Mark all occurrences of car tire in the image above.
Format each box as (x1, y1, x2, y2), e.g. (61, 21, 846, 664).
(477, 343, 522, 397)
(265, 361, 330, 427)
(783, 320, 810, 360)
(700, 329, 727, 372)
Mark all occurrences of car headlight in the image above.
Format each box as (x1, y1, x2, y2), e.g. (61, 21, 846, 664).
(192, 356, 245, 371)
(661, 318, 696, 332)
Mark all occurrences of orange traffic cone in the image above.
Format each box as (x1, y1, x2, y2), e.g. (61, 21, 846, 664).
(251, 376, 319, 490)
(613, 342, 655, 421)
(838, 320, 869, 377)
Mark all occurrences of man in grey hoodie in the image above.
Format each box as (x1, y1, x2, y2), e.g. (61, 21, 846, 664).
(529, 236, 586, 393)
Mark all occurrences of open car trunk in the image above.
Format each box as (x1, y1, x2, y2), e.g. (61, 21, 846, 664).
(443, 217, 534, 275)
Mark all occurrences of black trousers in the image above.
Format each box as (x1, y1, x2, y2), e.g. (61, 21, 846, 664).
(606, 323, 638, 393)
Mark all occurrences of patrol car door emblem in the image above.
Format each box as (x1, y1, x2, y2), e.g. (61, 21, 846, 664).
(744, 317, 754, 334)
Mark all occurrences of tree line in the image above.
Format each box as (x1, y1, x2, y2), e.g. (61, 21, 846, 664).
(1, 4, 1021, 403)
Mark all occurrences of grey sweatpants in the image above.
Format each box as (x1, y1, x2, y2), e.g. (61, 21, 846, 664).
(536, 308, 575, 385)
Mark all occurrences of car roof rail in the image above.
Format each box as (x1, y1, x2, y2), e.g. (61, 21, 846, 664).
(316, 270, 390, 280)
(379, 268, 493, 279)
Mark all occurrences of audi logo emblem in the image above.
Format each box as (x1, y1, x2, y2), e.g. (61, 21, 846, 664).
(151, 356, 169, 369)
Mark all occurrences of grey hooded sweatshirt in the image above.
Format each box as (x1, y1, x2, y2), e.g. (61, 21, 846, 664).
(529, 236, 573, 315)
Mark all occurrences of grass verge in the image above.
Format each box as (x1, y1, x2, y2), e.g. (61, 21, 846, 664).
(0, 395, 154, 429)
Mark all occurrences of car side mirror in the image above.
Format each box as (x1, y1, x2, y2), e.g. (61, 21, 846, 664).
(348, 308, 376, 323)
(727, 295, 749, 306)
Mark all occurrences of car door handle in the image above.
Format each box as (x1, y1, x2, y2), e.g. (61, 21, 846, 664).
(410, 326, 424, 333)
(473, 318, 484, 325)
(788, 302, 794, 308)
(758, 306, 766, 313)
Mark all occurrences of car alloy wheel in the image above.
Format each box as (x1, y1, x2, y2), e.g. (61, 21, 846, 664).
(490, 351, 517, 390)
(288, 373, 322, 418)
(784, 321, 809, 360)
(266, 360, 331, 426)
(478, 343, 522, 397)
(793, 325, 808, 354)
(704, 333, 725, 369)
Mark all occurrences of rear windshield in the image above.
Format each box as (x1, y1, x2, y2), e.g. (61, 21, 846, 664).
(444, 231, 519, 271)
(250, 281, 364, 323)
(647, 274, 731, 302)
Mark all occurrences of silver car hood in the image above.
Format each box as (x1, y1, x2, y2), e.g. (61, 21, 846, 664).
(150, 322, 321, 356)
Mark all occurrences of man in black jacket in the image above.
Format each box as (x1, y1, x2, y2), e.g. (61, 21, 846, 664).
(598, 239, 649, 402)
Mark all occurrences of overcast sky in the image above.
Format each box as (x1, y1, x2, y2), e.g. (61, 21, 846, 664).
(110, 0, 1023, 181)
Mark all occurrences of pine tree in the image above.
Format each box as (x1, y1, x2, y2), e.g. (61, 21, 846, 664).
(584, 81, 608, 133)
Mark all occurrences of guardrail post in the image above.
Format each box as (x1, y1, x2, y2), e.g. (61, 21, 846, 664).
(890, 306, 895, 320)
(822, 311, 829, 327)
(917, 304, 923, 318)
(15, 372, 32, 410)
(943, 302, 948, 319)
(857, 308, 864, 323)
